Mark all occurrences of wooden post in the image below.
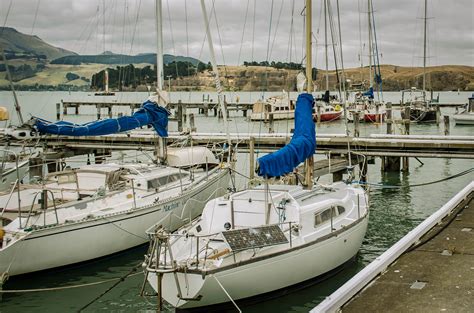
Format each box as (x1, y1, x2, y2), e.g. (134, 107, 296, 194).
(203, 102, 209, 117)
(353, 112, 360, 137)
(402, 106, 410, 172)
(317, 105, 322, 124)
(268, 113, 274, 133)
(189, 113, 196, 132)
(243, 108, 247, 117)
(177, 100, 183, 132)
(375, 103, 380, 123)
(56, 103, 61, 121)
(183, 104, 187, 123)
(436, 104, 441, 125)
(108, 106, 112, 118)
(444, 115, 450, 135)
(386, 102, 392, 135)
(75, 105, 79, 115)
(63, 102, 68, 115)
(360, 158, 368, 183)
(249, 136, 255, 181)
(96, 106, 101, 120)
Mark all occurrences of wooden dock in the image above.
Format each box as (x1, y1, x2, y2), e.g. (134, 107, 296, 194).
(313, 182, 474, 312)
(19, 131, 474, 159)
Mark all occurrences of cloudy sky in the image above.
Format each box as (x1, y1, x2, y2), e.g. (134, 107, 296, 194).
(1, 0, 473, 68)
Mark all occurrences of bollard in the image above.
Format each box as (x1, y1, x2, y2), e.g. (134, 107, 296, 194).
(444, 115, 450, 135)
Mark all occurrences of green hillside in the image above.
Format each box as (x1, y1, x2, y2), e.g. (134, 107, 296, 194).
(0, 27, 76, 60)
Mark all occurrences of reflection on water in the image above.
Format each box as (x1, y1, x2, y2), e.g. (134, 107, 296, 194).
(0, 92, 472, 312)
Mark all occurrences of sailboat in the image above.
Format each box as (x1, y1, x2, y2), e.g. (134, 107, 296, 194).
(143, 1, 369, 309)
(401, 0, 437, 123)
(0, 0, 230, 281)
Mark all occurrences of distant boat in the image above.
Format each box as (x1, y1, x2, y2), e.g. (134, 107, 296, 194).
(250, 92, 295, 121)
(453, 94, 474, 125)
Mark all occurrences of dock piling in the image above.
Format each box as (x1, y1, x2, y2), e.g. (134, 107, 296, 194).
(444, 115, 450, 135)
(56, 103, 61, 121)
(353, 112, 360, 137)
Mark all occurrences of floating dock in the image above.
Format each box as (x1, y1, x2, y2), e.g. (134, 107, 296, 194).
(313, 181, 474, 312)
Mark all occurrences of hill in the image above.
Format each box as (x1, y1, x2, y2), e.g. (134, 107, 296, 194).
(0, 27, 76, 60)
(51, 53, 202, 66)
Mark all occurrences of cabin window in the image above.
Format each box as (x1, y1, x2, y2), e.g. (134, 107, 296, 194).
(147, 173, 188, 190)
(314, 206, 343, 227)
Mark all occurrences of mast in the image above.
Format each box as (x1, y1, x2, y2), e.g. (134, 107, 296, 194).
(304, 0, 314, 189)
(324, 0, 329, 91)
(155, 0, 164, 91)
(367, 0, 373, 90)
(200, 0, 231, 156)
(155, 0, 166, 163)
(422, 0, 427, 98)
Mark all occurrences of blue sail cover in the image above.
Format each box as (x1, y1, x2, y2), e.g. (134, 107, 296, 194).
(257, 93, 315, 177)
(363, 87, 374, 99)
(34, 100, 170, 137)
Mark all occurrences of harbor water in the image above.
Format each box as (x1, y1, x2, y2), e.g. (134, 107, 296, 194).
(0, 91, 473, 312)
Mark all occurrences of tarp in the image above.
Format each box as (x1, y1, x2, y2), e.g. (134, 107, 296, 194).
(257, 93, 316, 178)
(33, 100, 170, 137)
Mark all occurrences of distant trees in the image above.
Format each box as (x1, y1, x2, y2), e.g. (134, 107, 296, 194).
(243, 60, 303, 70)
(90, 61, 210, 90)
(66, 72, 80, 81)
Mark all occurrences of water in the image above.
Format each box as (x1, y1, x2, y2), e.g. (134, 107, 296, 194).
(0, 91, 473, 312)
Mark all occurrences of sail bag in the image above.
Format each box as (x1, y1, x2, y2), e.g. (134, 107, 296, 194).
(257, 93, 316, 177)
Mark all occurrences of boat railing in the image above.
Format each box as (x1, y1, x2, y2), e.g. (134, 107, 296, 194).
(23, 189, 59, 230)
(146, 220, 299, 274)
(0, 149, 22, 227)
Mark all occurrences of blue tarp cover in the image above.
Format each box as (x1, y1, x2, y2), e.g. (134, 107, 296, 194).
(257, 93, 316, 177)
(34, 100, 170, 137)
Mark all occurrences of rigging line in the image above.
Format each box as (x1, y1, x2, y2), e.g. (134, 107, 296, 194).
(128, 0, 142, 55)
(166, 0, 179, 80)
(268, 0, 284, 61)
(262, 0, 275, 96)
(237, 0, 250, 66)
(327, 0, 342, 97)
(185, 0, 190, 76)
(370, 0, 383, 101)
(357, 0, 364, 83)
(251, 0, 256, 62)
(30, 0, 41, 35)
(211, 0, 230, 82)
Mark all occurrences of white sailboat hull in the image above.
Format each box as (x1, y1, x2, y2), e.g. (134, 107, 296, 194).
(148, 213, 368, 308)
(250, 111, 295, 121)
(453, 113, 474, 125)
(0, 170, 229, 276)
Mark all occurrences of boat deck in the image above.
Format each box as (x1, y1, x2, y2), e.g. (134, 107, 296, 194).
(342, 193, 474, 312)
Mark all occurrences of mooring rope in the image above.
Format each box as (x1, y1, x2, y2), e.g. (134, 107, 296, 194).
(354, 167, 474, 189)
(0, 271, 142, 294)
(77, 261, 144, 312)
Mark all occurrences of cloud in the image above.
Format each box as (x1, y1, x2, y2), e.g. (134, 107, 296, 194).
(1, 0, 472, 67)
